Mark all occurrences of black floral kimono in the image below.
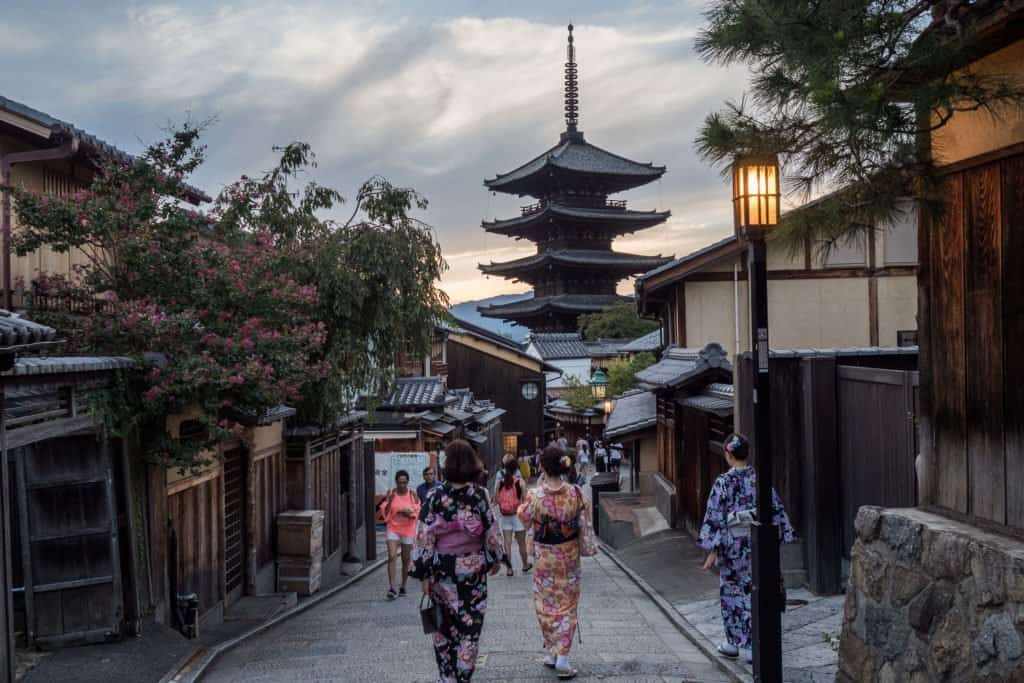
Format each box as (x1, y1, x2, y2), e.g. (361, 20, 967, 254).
(410, 483, 505, 683)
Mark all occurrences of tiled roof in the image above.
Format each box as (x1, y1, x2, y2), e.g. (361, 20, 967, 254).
(0, 310, 59, 352)
(4, 355, 134, 376)
(384, 376, 446, 409)
(483, 204, 670, 236)
(583, 338, 630, 358)
(636, 235, 743, 283)
(680, 383, 734, 417)
(485, 133, 666, 195)
(481, 249, 671, 276)
(479, 294, 622, 319)
(0, 94, 209, 203)
(634, 343, 732, 391)
(620, 329, 663, 354)
(604, 390, 656, 439)
(740, 346, 919, 360)
(529, 333, 590, 360)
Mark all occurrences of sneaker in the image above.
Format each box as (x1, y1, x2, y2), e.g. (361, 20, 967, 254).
(386, 588, 397, 600)
(543, 654, 556, 669)
(556, 666, 578, 680)
(398, 586, 407, 596)
(717, 642, 739, 658)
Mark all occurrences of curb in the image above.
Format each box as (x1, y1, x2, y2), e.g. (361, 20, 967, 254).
(166, 557, 387, 683)
(598, 541, 752, 683)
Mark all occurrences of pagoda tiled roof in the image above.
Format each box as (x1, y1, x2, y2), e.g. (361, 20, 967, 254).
(485, 132, 666, 197)
(479, 294, 622, 319)
(480, 249, 671, 277)
(483, 203, 670, 237)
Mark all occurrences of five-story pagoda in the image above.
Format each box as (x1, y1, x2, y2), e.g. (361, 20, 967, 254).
(478, 24, 672, 333)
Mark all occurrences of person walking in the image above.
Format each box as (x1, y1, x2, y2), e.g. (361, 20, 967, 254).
(417, 466, 441, 505)
(608, 443, 623, 474)
(576, 443, 590, 483)
(699, 433, 794, 663)
(518, 449, 533, 482)
(517, 445, 597, 680)
(382, 469, 420, 599)
(593, 441, 607, 473)
(495, 455, 531, 576)
(410, 440, 505, 682)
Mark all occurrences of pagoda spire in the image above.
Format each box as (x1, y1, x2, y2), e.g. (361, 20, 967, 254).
(564, 23, 579, 133)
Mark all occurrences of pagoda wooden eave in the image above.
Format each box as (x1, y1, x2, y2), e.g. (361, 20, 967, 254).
(483, 203, 670, 238)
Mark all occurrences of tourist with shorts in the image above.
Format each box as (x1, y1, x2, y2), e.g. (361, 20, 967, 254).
(496, 455, 531, 576)
(382, 469, 420, 599)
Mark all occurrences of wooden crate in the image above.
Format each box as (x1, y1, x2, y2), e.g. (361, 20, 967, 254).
(277, 555, 322, 596)
(276, 510, 324, 558)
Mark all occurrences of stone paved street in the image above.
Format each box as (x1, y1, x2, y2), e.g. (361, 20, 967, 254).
(202, 552, 732, 682)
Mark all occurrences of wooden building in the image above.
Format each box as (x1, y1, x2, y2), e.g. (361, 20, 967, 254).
(446, 319, 552, 455)
(477, 26, 671, 333)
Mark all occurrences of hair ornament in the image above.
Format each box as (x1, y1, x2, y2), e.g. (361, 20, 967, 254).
(725, 434, 743, 454)
(560, 454, 571, 467)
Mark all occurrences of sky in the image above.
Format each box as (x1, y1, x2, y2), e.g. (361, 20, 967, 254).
(1, 0, 750, 304)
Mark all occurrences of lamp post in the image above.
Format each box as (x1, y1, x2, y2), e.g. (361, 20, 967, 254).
(732, 155, 783, 682)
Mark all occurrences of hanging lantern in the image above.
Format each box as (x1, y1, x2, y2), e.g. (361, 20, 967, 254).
(732, 155, 780, 237)
(591, 368, 609, 400)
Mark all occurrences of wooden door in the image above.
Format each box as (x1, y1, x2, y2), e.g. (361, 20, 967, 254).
(1, 429, 13, 682)
(837, 366, 918, 557)
(15, 435, 123, 648)
(681, 408, 709, 532)
(223, 447, 246, 605)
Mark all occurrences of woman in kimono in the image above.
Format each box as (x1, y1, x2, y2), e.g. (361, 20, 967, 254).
(699, 432, 794, 663)
(410, 440, 506, 682)
(517, 445, 597, 680)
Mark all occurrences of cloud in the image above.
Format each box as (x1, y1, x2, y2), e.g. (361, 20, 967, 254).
(0, 1, 747, 304)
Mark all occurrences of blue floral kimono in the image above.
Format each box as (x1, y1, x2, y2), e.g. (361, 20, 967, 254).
(698, 466, 794, 649)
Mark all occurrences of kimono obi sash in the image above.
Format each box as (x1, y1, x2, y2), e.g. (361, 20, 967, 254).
(534, 516, 579, 545)
(434, 517, 484, 554)
(726, 508, 757, 537)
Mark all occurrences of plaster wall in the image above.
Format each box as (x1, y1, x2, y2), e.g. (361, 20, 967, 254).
(931, 40, 1024, 165)
(877, 276, 919, 347)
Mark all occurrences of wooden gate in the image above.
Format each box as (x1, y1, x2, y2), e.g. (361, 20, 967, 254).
(1, 433, 13, 683)
(837, 366, 919, 556)
(223, 446, 246, 605)
(14, 435, 122, 648)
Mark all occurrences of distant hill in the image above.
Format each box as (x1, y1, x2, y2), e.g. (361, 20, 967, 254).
(449, 293, 531, 343)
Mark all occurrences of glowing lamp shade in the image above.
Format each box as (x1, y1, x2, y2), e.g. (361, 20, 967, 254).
(591, 368, 609, 400)
(603, 399, 613, 415)
(732, 156, 780, 233)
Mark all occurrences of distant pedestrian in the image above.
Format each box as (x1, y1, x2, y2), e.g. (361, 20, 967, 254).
(576, 443, 590, 483)
(699, 433, 793, 663)
(382, 470, 420, 599)
(417, 466, 441, 505)
(608, 443, 623, 474)
(517, 445, 598, 679)
(410, 440, 505, 682)
(518, 449, 533, 481)
(496, 455, 531, 576)
(593, 441, 607, 472)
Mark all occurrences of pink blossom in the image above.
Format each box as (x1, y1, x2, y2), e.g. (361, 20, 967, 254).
(228, 375, 245, 385)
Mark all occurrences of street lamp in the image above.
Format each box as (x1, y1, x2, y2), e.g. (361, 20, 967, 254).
(602, 398, 613, 415)
(732, 154, 783, 683)
(590, 368, 609, 400)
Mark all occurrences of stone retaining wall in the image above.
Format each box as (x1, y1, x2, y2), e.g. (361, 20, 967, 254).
(838, 506, 1024, 682)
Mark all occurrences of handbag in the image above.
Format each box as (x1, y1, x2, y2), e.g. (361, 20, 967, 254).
(419, 593, 444, 635)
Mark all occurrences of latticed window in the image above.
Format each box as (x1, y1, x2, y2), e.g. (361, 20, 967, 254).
(503, 434, 518, 455)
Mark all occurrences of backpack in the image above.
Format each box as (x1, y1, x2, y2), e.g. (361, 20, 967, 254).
(497, 478, 522, 515)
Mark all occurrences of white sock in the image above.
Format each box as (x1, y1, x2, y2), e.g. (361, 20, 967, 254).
(544, 652, 556, 665)
(556, 654, 569, 670)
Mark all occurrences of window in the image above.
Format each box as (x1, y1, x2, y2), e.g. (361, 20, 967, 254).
(882, 204, 918, 266)
(897, 330, 918, 347)
(520, 381, 540, 400)
(503, 434, 518, 454)
(824, 234, 867, 268)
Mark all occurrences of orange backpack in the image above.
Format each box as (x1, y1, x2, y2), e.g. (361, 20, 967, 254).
(497, 478, 522, 515)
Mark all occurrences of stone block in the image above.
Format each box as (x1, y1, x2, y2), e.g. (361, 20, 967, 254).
(922, 529, 972, 580)
(855, 506, 883, 542)
(971, 543, 1009, 607)
(843, 588, 859, 629)
(908, 584, 954, 635)
(858, 548, 891, 603)
(1006, 556, 1024, 603)
(929, 610, 972, 679)
(865, 604, 911, 660)
(892, 565, 929, 606)
(881, 513, 923, 563)
(838, 629, 873, 681)
(973, 612, 1023, 665)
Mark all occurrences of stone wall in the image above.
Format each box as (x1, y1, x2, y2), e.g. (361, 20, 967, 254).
(838, 507, 1024, 682)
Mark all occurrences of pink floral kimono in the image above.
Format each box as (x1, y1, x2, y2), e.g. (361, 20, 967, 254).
(517, 481, 596, 656)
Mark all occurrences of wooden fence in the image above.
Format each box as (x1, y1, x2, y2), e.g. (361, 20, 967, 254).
(738, 352, 919, 593)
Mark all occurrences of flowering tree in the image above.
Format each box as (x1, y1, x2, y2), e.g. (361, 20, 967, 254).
(8, 126, 448, 469)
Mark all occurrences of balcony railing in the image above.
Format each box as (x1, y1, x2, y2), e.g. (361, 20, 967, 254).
(519, 197, 628, 216)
